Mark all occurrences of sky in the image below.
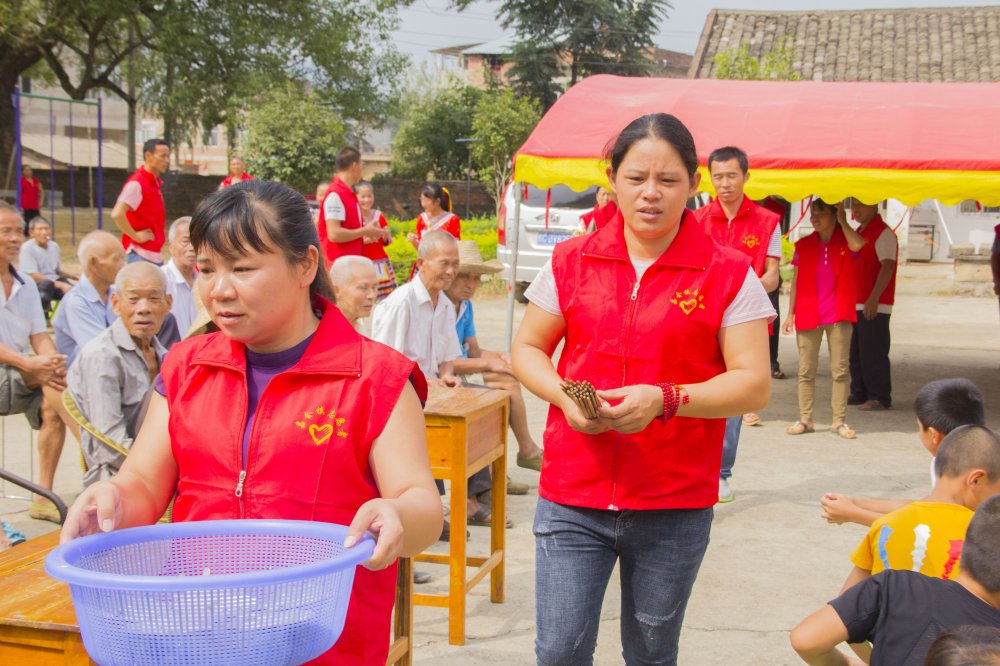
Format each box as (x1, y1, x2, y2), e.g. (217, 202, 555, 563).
(394, 0, 1000, 64)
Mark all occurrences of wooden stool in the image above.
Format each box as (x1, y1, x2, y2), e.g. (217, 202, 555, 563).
(386, 557, 413, 665)
(415, 386, 508, 645)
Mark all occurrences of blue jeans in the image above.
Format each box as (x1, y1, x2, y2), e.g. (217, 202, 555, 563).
(720, 415, 742, 480)
(533, 498, 713, 666)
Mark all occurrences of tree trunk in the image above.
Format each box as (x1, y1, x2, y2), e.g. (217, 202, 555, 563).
(0, 46, 44, 187)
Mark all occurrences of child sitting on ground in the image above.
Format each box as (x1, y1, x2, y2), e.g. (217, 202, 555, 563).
(791, 486, 1000, 666)
(821, 378, 985, 526)
(839, 424, 1000, 597)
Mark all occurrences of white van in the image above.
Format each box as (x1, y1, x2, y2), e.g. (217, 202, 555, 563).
(497, 183, 598, 301)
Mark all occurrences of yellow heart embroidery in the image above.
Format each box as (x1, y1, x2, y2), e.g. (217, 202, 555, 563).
(679, 298, 698, 315)
(309, 423, 333, 446)
(743, 236, 759, 249)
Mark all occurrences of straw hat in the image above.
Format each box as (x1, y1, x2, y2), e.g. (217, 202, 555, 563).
(186, 286, 216, 338)
(457, 240, 503, 276)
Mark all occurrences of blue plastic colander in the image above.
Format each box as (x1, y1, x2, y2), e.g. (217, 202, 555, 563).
(45, 519, 375, 666)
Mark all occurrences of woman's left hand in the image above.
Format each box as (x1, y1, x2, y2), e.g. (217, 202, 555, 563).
(596, 385, 663, 434)
(344, 498, 404, 571)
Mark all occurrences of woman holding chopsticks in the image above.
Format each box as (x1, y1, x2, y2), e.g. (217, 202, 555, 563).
(513, 113, 774, 666)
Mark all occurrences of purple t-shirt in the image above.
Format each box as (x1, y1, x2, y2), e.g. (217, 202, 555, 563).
(154, 334, 314, 466)
(793, 242, 838, 325)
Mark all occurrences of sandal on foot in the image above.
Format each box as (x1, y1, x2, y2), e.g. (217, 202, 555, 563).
(833, 423, 857, 439)
(468, 506, 513, 528)
(786, 421, 815, 435)
(771, 369, 786, 379)
(743, 413, 762, 427)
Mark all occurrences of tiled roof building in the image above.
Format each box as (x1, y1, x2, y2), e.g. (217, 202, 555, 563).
(689, 7, 1000, 82)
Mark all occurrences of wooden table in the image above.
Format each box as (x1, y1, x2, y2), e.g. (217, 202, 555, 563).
(415, 386, 508, 645)
(0, 530, 94, 665)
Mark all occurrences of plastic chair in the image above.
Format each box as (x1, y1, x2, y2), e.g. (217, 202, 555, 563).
(61, 390, 172, 522)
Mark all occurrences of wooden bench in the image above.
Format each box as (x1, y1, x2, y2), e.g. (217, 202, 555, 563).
(415, 385, 508, 645)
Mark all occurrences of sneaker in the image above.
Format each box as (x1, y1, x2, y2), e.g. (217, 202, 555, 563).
(516, 451, 543, 472)
(29, 499, 61, 524)
(718, 478, 734, 504)
(507, 476, 529, 495)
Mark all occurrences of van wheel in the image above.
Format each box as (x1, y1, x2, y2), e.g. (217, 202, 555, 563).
(514, 281, 529, 304)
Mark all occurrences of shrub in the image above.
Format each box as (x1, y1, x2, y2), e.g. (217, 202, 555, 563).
(384, 215, 499, 281)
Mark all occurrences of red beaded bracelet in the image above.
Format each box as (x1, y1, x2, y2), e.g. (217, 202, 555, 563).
(655, 382, 690, 422)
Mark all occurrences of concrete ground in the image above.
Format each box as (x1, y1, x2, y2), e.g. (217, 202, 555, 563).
(1, 260, 998, 665)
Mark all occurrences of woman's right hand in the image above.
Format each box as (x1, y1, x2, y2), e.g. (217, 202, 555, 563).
(781, 315, 795, 335)
(559, 394, 612, 435)
(60, 481, 123, 543)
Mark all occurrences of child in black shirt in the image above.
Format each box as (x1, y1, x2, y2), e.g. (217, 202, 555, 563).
(791, 486, 1000, 666)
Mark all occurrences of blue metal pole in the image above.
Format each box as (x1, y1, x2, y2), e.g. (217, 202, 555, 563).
(13, 87, 21, 212)
(97, 97, 103, 229)
(49, 100, 55, 226)
(69, 102, 75, 244)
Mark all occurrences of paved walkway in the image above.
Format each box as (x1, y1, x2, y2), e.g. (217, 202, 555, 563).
(1, 263, 997, 664)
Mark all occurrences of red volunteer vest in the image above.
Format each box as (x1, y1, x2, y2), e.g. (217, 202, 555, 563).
(318, 177, 364, 265)
(122, 166, 166, 253)
(361, 210, 390, 261)
(545, 210, 750, 510)
(219, 172, 254, 188)
(855, 214, 897, 306)
(694, 196, 780, 278)
(161, 299, 424, 665)
(792, 227, 858, 331)
(20, 176, 40, 209)
(581, 201, 619, 231)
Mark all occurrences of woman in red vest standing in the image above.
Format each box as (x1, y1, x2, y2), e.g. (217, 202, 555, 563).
(19, 164, 43, 233)
(781, 199, 866, 439)
(406, 183, 460, 250)
(355, 180, 397, 299)
(513, 114, 774, 665)
(60, 180, 443, 665)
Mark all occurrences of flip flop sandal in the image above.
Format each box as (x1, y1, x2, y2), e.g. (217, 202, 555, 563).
(786, 421, 815, 435)
(833, 423, 857, 439)
(772, 370, 787, 379)
(743, 413, 762, 426)
(468, 506, 513, 528)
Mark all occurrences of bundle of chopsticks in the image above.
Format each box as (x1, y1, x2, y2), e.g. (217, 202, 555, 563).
(561, 378, 601, 419)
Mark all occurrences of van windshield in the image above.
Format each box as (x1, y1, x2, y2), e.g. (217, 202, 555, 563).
(523, 185, 597, 209)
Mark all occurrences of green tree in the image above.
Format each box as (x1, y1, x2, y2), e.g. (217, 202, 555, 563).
(471, 87, 541, 210)
(713, 38, 801, 81)
(390, 84, 484, 180)
(0, 1, 408, 176)
(452, 0, 672, 109)
(242, 85, 345, 193)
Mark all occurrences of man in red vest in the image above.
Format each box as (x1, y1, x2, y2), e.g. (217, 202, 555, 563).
(846, 199, 897, 411)
(318, 147, 382, 266)
(695, 146, 781, 503)
(111, 139, 170, 265)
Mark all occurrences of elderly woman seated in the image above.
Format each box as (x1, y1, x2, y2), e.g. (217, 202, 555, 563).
(67, 262, 171, 486)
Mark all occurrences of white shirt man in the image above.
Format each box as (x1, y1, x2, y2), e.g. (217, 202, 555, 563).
(371, 231, 461, 385)
(161, 217, 197, 336)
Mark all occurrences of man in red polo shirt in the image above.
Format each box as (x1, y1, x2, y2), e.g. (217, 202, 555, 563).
(19, 165, 44, 234)
(694, 146, 781, 504)
(847, 199, 897, 411)
(318, 147, 382, 266)
(111, 138, 170, 265)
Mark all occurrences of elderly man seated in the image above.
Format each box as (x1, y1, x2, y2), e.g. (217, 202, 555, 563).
(68, 262, 170, 486)
(445, 241, 543, 498)
(18, 216, 77, 315)
(372, 230, 461, 387)
(55, 230, 180, 366)
(162, 216, 197, 336)
(0, 203, 69, 523)
(330, 255, 378, 332)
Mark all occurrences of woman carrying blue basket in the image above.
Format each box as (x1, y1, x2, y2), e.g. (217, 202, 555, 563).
(60, 180, 444, 665)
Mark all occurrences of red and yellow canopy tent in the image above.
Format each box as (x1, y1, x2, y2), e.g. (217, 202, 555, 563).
(512, 75, 1000, 206)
